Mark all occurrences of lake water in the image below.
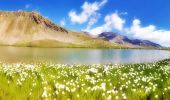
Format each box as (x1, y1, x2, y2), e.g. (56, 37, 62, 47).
(0, 46, 170, 64)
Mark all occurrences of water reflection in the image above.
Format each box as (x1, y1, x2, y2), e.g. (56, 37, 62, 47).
(0, 46, 169, 64)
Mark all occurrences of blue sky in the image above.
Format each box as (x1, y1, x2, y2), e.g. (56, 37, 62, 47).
(0, 0, 170, 46)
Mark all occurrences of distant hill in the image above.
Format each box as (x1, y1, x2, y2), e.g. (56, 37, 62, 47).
(0, 10, 162, 48)
(98, 32, 162, 48)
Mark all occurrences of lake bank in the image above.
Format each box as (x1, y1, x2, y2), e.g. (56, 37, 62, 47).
(0, 59, 169, 99)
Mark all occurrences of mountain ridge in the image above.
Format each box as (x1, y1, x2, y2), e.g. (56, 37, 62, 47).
(98, 32, 162, 48)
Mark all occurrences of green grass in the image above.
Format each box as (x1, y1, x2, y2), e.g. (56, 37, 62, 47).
(14, 39, 85, 48)
(0, 59, 169, 100)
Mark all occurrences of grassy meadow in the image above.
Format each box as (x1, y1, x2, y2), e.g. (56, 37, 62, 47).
(0, 59, 169, 100)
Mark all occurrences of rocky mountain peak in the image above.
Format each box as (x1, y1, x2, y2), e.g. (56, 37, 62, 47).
(0, 10, 68, 33)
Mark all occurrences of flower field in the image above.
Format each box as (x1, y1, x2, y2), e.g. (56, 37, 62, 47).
(0, 59, 170, 100)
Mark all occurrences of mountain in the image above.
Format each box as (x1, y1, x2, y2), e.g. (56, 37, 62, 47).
(0, 10, 125, 48)
(0, 11, 162, 48)
(98, 32, 162, 48)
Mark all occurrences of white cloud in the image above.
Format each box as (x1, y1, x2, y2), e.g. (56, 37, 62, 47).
(104, 13, 125, 31)
(126, 19, 170, 47)
(60, 19, 66, 26)
(25, 4, 31, 9)
(85, 12, 125, 35)
(68, 0, 107, 24)
(85, 13, 100, 30)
